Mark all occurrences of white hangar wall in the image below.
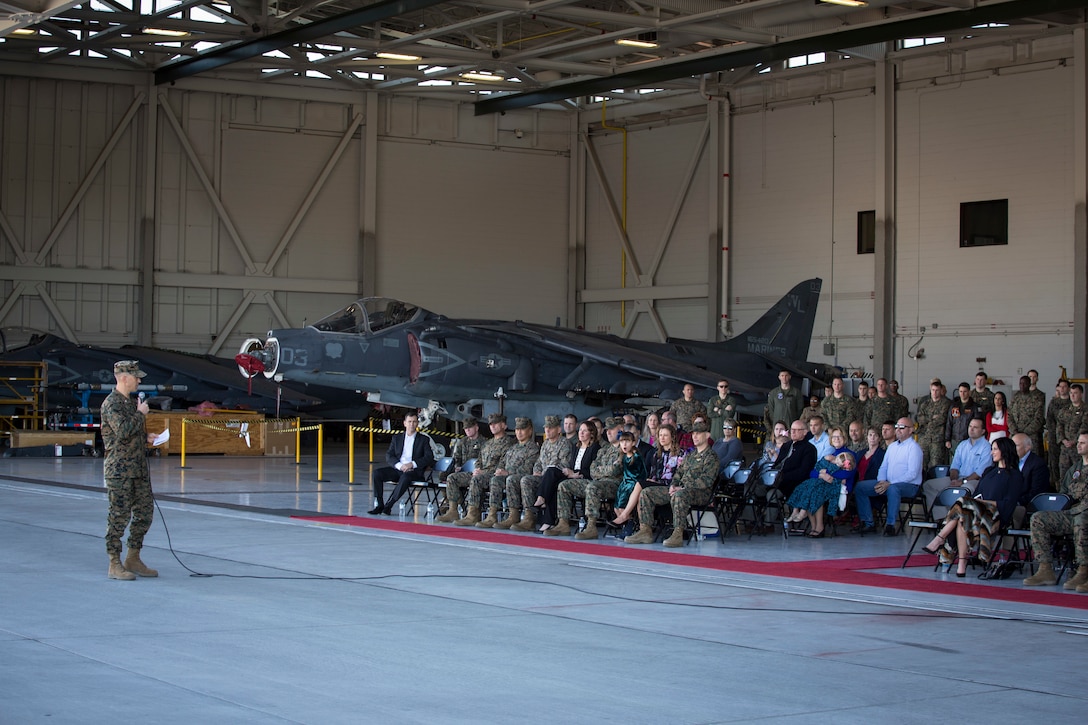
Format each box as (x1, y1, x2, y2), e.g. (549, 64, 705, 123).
(0, 71, 571, 356)
(728, 50, 1078, 402)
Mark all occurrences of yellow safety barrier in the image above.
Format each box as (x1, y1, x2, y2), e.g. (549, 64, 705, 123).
(177, 417, 320, 470)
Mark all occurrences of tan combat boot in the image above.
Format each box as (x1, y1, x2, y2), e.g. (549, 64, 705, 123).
(436, 502, 460, 523)
(1063, 565, 1088, 590)
(1023, 562, 1058, 586)
(575, 519, 598, 540)
(663, 527, 685, 548)
(1077, 580, 1088, 593)
(625, 524, 655, 544)
(124, 548, 158, 577)
(476, 507, 500, 529)
(494, 507, 520, 530)
(511, 508, 537, 532)
(108, 554, 136, 581)
(543, 518, 571, 536)
(454, 505, 480, 526)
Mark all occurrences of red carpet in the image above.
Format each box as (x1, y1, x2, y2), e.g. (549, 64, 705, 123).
(293, 515, 1088, 611)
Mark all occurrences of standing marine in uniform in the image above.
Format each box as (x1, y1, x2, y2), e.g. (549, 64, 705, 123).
(764, 370, 804, 435)
(1056, 383, 1088, 480)
(706, 379, 738, 442)
(970, 371, 995, 415)
(945, 382, 978, 453)
(915, 378, 951, 472)
(625, 420, 720, 548)
(1008, 374, 1045, 461)
(1045, 379, 1071, 488)
(670, 383, 707, 431)
(101, 360, 158, 581)
(889, 380, 911, 419)
(477, 417, 539, 529)
(821, 376, 859, 434)
(865, 378, 901, 431)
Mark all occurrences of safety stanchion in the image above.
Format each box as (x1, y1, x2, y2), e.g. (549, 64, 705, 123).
(315, 423, 327, 482)
(348, 425, 356, 484)
(179, 419, 189, 469)
(295, 418, 301, 465)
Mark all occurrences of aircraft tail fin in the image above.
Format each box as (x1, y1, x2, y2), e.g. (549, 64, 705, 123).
(725, 278, 822, 361)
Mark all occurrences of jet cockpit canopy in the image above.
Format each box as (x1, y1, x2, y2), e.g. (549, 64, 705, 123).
(311, 298, 422, 334)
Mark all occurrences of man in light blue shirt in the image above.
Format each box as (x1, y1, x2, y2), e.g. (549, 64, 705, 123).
(853, 416, 923, 535)
(808, 415, 834, 459)
(921, 417, 989, 516)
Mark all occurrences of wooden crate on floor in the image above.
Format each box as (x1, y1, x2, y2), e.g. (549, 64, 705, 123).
(10, 430, 95, 448)
(147, 411, 264, 455)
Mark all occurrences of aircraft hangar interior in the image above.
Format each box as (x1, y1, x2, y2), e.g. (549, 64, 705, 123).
(3, 2, 1088, 723)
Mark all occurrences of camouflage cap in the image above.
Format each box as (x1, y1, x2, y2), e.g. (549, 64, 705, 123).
(114, 360, 146, 378)
(514, 416, 532, 429)
(462, 416, 479, 429)
(605, 416, 625, 429)
(487, 413, 507, 425)
(691, 420, 710, 433)
(544, 415, 561, 427)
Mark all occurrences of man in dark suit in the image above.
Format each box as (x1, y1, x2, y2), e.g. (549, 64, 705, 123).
(775, 419, 817, 498)
(1013, 433, 1051, 525)
(367, 410, 435, 515)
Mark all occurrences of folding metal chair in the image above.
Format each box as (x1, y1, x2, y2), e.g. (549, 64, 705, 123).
(408, 456, 455, 513)
(740, 468, 783, 540)
(1014, 493, 1073, 581)
(901, 486, 970, 568)
(718, 466, 753, 538)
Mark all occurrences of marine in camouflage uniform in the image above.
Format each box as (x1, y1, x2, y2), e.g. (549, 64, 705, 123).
(101, 360, 157, 580)
(970, 373, 995, 416)
(448, 417, 484, 474)
(502, 415, 572, 531)
(865, 393, 901, 432)
(447, 414, 514, 525)
(915, 381, 952, 472)
(625, 420, 720, 548)
(822, 378, 860, 433)
(1046, 382, 1071, 489)
(546, 418, 624, 537)
(765, 370, 804, 434)
(1056, 387, 1088, 479)
(1023, 433, 1088, 590)
(476, 417, 539, 528)
(671, 383, 707, 430)
(1008, 376, 1045, 460)
(706, 381, 739, 442)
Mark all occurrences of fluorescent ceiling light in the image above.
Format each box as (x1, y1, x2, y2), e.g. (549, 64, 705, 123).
(460, 71, 504, 82)
(616, 38, 658, 49)
(10, 28, 37, 36)
(375, 52, 421, 61)
(144, 27, 190, 37)
(817, 0, 868, 7)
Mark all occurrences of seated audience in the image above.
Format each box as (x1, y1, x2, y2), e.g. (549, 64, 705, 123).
(853, 416, 923, 536)
(712, 418, 743, 471)
(533, 420, 599, 531)
(612, 424, 684, 526)
(784, 451, 856, 538)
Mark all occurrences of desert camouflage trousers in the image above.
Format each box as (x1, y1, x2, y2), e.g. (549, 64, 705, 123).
(638, 485, 711, 529)
(1030, 510, 1088, 567)
(556, 478, 620, 521)
(105, 476, 154, 556)
(919, 438, 948, 473)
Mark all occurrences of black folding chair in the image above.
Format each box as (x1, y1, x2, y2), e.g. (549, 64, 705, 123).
(1013, 493, 1073, 581)
(901, 486, 970, 568)
(740, 469, 783, 540)
(408, 456, 455, 513)
(718, 466, 753, 538)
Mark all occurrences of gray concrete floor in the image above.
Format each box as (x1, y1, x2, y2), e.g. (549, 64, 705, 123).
(2, 452, 1087, 724)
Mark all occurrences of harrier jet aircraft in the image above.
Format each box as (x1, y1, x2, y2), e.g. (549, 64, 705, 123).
(236, 279, 837, 424)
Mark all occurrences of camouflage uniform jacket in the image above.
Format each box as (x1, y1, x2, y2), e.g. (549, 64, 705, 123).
(590, 443, 624, 481)
(478, 434, 515, 473)
(971, 387, 995, 415)
(1057, 403, 1088, 445)
(671, 446, 720, 495)
(916, 396, 952, 443)
(533, 436, 574, 476)
(100, 388, 147, 479)
(1059, 458, 1088, 516)
(449, 435, 484, 469)
(706, 394, 739, 437)
(500, 439, 541, 477)
(866, 395, 900, 430)
(1046, 396, 1072, 443)
(1008, 391, 1045, 437)
(891, 393, 911, 420)
(671, 398, 708, 429)
(821, 394, 860, 433)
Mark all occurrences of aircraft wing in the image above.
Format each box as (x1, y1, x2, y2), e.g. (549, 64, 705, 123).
(461, 322, 761, 396)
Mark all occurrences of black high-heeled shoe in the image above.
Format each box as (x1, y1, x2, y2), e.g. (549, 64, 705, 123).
(368, 503, 385, 515)
(955, 557, 967, 577)
(922, 534, 946, 556)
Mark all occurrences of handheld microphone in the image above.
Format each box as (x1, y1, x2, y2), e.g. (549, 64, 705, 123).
(138, 392, 146, 403)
